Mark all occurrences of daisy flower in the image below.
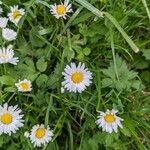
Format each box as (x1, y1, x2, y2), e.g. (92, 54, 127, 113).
(8, 5, 25, 25)
(0, 103, 24, 135)
(50, 0, 72, 19)
(15, 79, 32, 92)
(2, 28, 17, 41)
(62, 62, 92, 93)
(27, 124, 54, 147)
(0, 45, 19, 65)
(96, 109, 123, 133)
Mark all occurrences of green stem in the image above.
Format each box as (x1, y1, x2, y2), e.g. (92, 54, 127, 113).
(7, 92, 16, 103)
(109, 28, 119, 81)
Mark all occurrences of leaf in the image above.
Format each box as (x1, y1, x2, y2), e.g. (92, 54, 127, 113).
(105, 133, 118, 146)
(141, 49, 150, 60)
(83, 47, 91, 56)
(36, 74, 48, 87)
(0, 75, 15, 85)
(101, 55, 140, 91)
(63, 49, 75, 61)
(131, 80, 141, 90)
(4, 87, 16, 92)
(141, 71, 150, 82)
(101, 78, 113, 87)
(93, 132, 106, 144)
(36, 57, 47, 72)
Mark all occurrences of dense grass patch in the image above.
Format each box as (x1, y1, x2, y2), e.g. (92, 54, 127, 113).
(0, 0, 150, 149)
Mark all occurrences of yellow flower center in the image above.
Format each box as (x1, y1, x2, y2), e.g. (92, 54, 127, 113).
(35, 128, 46, 139)
(12, 10, 21, 19)
(1, 113, 13, 124)
(20, 82, 29, 91)
(56, 5, 66, 15)
(104, 114, 116, 123)
(71, 72, 83, 83)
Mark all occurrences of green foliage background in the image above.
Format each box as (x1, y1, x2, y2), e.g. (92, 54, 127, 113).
(0, 0, 150, 149)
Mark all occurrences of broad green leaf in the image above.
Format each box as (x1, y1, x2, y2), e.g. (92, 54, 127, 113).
(36, 57, 47, 72)
(36, 74, 48, 87)
(0, 75, 15, 85)
(141, 49, 150, 60)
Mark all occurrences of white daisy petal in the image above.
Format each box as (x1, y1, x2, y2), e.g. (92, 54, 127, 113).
(62, 62, 92, 93)
(15, 79, 32, 92)
(0, 45, 19, 65)
(0, 103, 24, 135)
(96, 109, 123, 134)
(50, 0, 72, 19)
(26, 124, 53, 147)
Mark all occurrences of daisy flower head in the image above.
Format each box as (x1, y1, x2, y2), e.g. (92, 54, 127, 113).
(0, 103, 24, 135)
(96, 109, 123, 133)
(8, 5, 25, 25)
(0, 45, 19, 65)
(2, 28, 17, 41)
(62, 62, 92, 93)
(27, 124, 54, 147)
(15, 79, 32, 92)
(0, 17, 8, 28)
(50, 0, 72, 19)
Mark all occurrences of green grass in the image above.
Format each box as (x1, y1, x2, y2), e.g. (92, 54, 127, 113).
(0, 0, 150, 150)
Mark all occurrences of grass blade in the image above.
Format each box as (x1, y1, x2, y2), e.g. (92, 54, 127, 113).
(75, 0, 139, 53)
(75, 0, 104, 17)
(104, 12, 139, 53)
(141, 0, 150, 21)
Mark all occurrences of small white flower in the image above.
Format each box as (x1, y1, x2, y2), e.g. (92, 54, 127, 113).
(0, 17, 8, 28)
(0, 45, 19, 65)
(0, 1, 2, 5)
(15, 79, 32, 92)
(62, 62, 92, 93)
(24, 131, 30, 138)
(8, 5, 25, 25)
(0, 103, 24, 135)
(96, 109, 123, 133)
(50, 0, 72, 19)
(2, 28, 17, 41)
(27, 124, 54, 147)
